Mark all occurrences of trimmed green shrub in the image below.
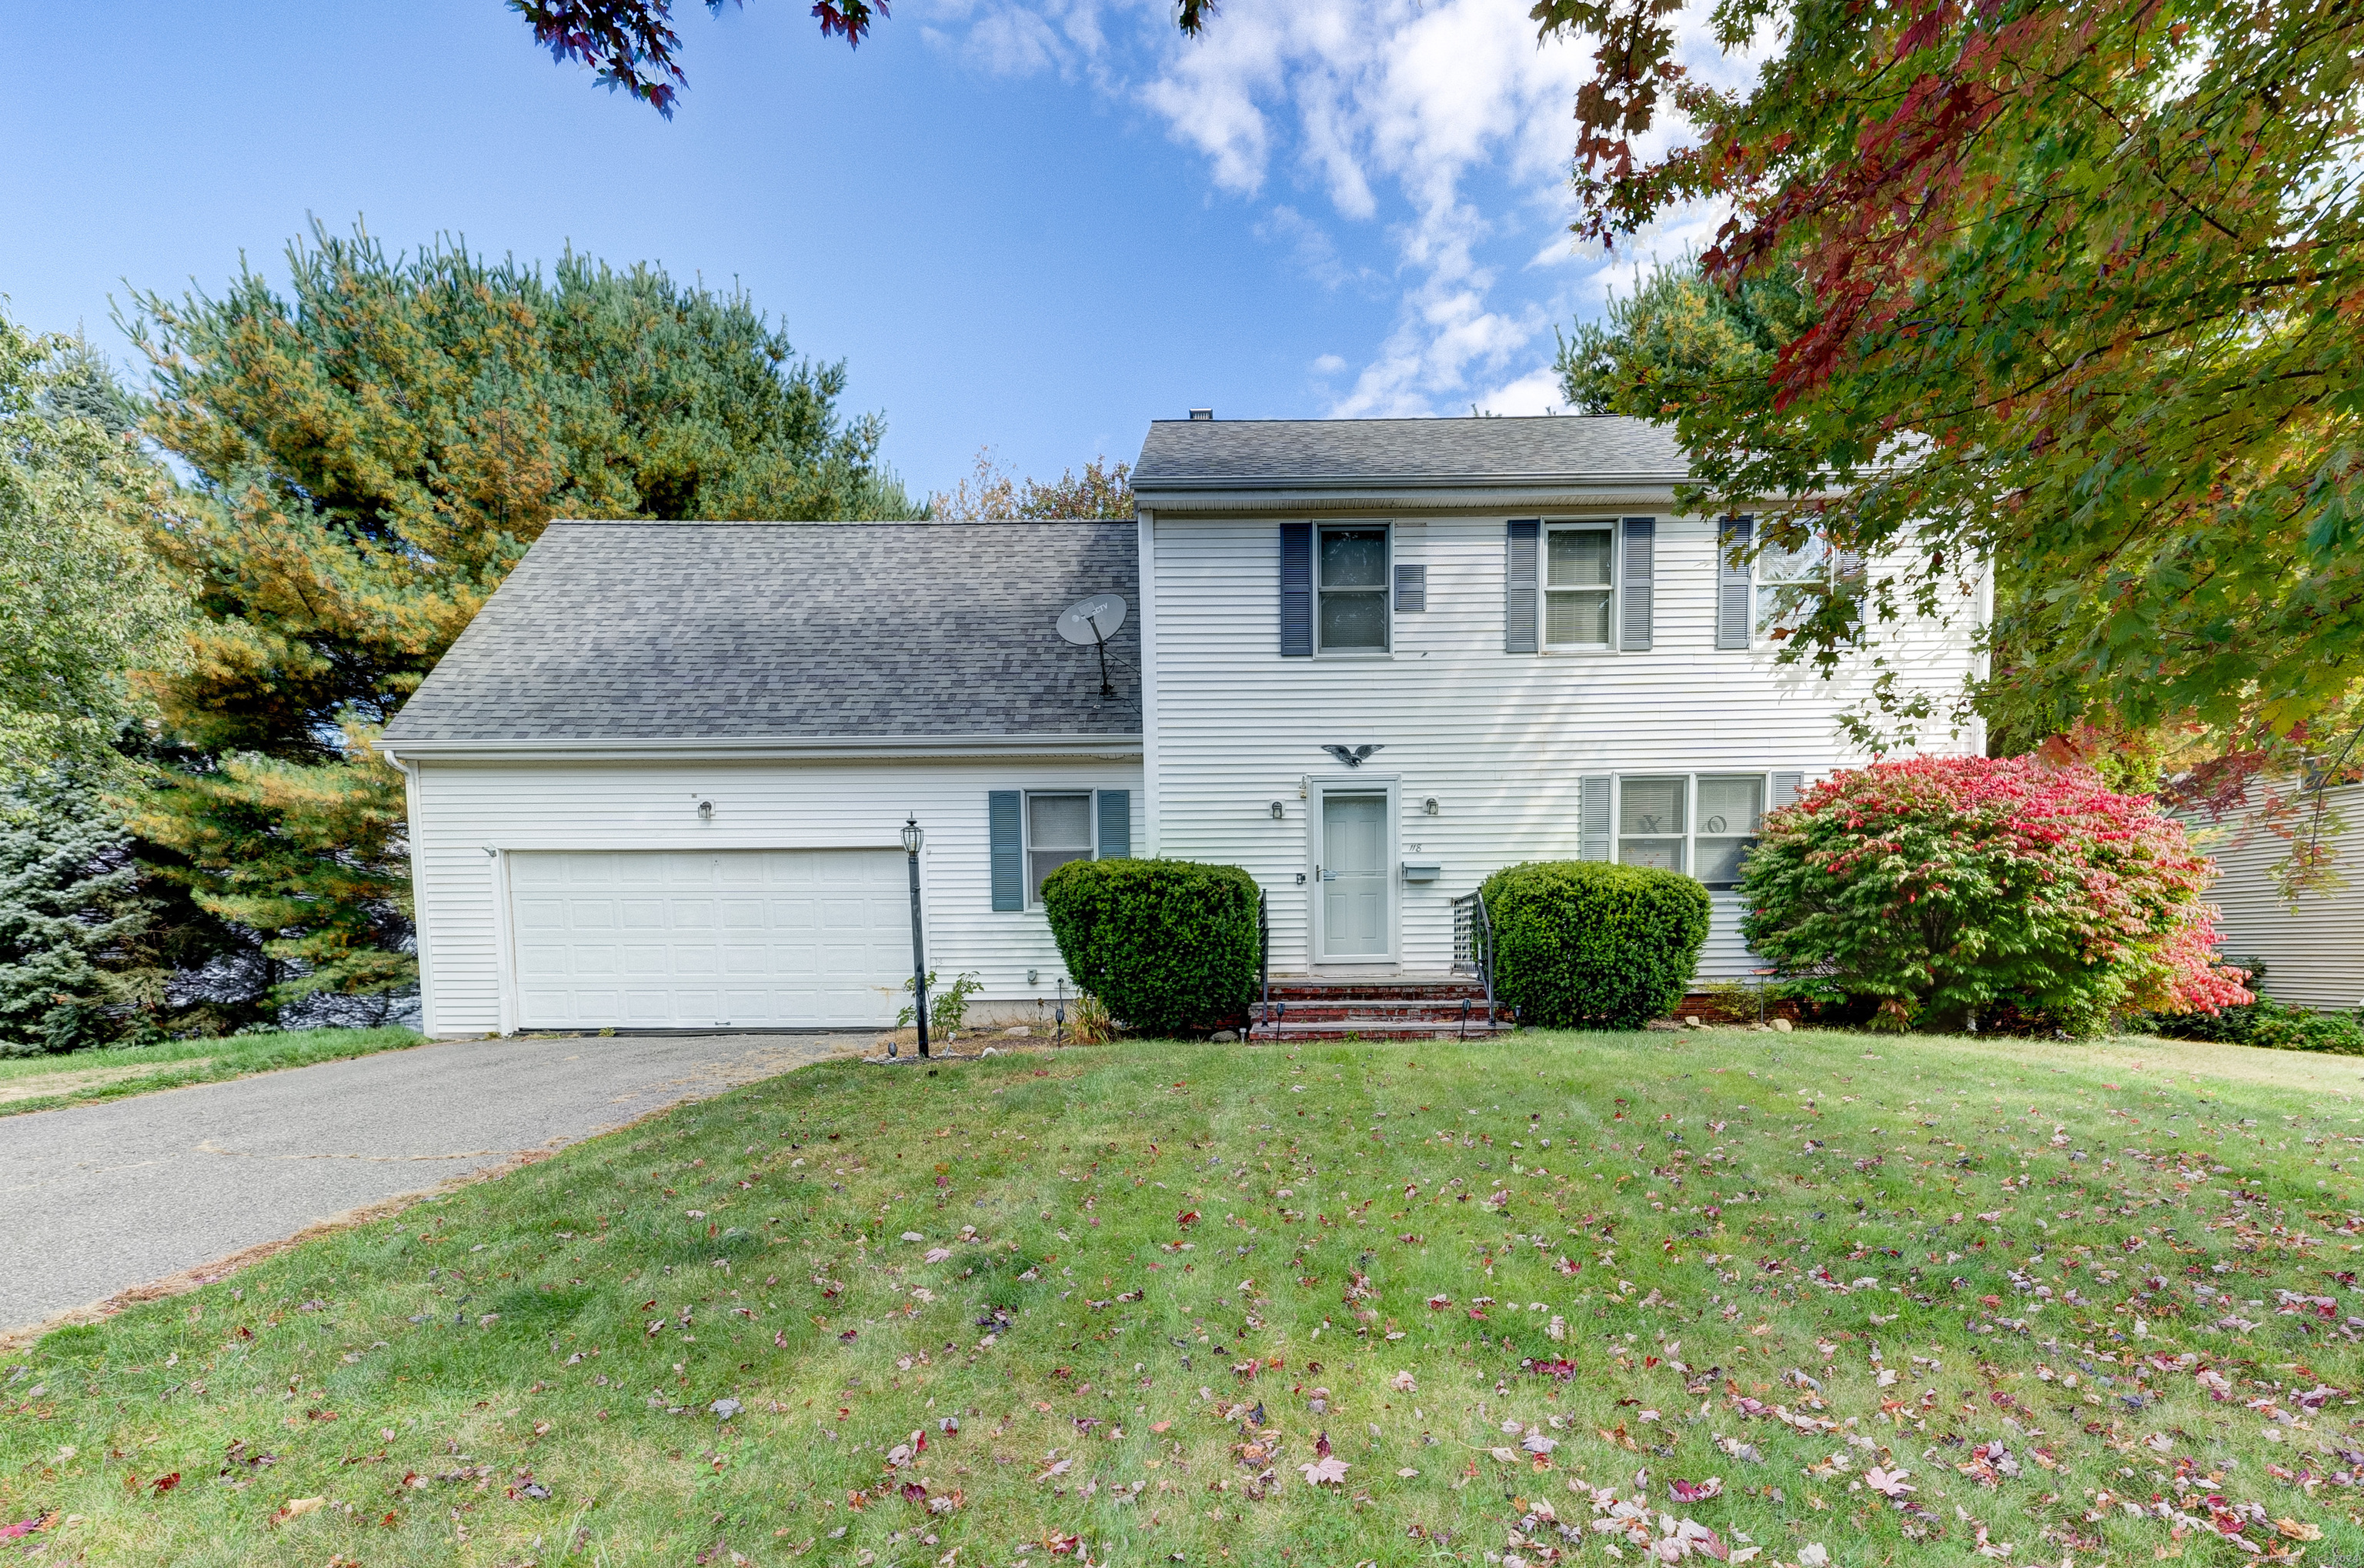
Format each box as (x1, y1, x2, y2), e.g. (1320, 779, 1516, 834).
(2141, 962, 2364, 1055)
(1481, 861, 1711, 1030)
(1038, 859, 1259, 1036)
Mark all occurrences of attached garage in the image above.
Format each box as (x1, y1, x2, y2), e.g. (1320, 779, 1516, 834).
(377, 519, 1145, 1038)
(509, 849, 913, 1030)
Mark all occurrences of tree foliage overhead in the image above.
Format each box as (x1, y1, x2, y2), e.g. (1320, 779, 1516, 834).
(122, 223, 914, 1009)
(1535, 0, 2364, 772)
(0, 311, 188, 783)
(513, 0, 1217, 115)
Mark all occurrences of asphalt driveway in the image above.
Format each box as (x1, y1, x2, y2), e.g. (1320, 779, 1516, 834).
(0, 1031, 870, 1336)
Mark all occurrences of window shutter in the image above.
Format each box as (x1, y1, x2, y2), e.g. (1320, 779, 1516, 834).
(1716, 515, 1755, 649)
(1579, 775, 1612, 861)
(1504, 519, 1540, 653)
(1095, 789, 1132, 859)
(1619, 517, 1655, 651)
(1394, 562, 1427, 612)
(1279, 523, 1313, 657)
(1769, 771, 1805, 811)
(989, 791, 1023, 911)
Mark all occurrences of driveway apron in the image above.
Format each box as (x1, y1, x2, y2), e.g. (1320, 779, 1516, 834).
(0, 1032, 865, 1333)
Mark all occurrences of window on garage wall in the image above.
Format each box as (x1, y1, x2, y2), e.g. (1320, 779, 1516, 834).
(1026, 792, 1095, 903)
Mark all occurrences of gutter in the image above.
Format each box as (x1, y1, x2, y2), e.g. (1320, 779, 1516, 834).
(376, 732, 1145, 765)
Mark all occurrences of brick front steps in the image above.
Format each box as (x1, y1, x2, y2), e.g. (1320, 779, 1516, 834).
(1247, 976, 1509, 1042)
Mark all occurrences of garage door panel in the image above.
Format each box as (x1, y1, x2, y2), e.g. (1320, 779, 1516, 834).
(510, 849, 909, 1029)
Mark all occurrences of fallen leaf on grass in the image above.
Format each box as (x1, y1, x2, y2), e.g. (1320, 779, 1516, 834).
(1668, 1478, 1723, 1503)
(276, 1497, 325, 1523)
(1300, 1456, 1351, 1486)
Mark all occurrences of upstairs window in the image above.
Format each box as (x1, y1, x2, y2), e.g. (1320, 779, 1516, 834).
(1544, 523, 1617, 648)
(1756, 532, 1834, 643)
(1317, 525, 1391, 652)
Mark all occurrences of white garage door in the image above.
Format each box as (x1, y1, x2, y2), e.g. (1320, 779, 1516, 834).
(509, 849, 911, 1030)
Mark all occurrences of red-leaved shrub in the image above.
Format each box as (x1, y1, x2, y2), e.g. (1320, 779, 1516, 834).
(1738, 756, 2249, 1034)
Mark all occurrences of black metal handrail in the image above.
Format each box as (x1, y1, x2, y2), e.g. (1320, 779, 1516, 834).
(1254, 890, 1270, 1039)
(1451, 888, 1497, 1033)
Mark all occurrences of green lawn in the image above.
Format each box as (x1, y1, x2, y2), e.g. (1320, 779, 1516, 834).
(6, 1026, 2364, 1566)
(0, 1026, 424, 1116)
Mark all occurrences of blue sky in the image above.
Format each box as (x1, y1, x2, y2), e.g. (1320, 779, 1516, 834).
(0, 0, 1733, 500)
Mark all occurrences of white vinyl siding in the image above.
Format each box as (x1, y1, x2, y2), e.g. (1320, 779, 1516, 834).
(1144, 509, 1982, 983)
(2190, 783, 2364, 1012)
(406, 756, 1141, 1036)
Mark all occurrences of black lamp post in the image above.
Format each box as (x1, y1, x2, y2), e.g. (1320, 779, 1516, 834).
(900, 816, 930, 1059)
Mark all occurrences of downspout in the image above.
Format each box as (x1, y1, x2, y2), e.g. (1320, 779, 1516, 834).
(1137, 506, 1162, 858)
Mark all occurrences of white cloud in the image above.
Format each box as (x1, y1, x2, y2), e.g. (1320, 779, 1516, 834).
(917, 0, 1760, 416)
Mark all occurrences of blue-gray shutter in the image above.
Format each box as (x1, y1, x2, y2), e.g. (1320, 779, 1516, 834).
(1504, 519, 1540, 653)
(1095, 789, 1132, 859)
(1279, 523, 1313, 657)
(1394, 562, 1426, 612)
(1769, 771, 1805, 811)
(1579, 775, 1612, 861)
(988, 791, 1023, 911)
(1716, 515, 1755, 650)
(1619, 517, 1655, 651)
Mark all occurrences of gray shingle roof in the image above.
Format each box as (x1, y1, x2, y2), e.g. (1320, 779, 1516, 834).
(1130, 415, 1688, 491)
(382, 520, 1141, 745)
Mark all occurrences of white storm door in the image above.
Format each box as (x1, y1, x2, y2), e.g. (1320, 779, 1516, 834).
(509, 849, 911, 1029)
(1317, 792, 1391, 960)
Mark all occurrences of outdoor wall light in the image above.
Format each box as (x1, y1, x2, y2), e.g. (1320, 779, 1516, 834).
(1424, 796, 1441, 816)
(1268, 800, 1285, 819)
(697, 799, 714, 819)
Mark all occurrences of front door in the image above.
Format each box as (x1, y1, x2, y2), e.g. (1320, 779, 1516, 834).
(1318, 792, 1391, 960)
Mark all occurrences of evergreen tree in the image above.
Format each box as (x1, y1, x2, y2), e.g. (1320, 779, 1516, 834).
(119, 222, 919, 1015)
(0, 773, 146, 1053)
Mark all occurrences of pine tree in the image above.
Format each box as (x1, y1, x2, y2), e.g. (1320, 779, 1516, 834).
(120, 222, 920, 1015)
(0, 773, 146, 1053)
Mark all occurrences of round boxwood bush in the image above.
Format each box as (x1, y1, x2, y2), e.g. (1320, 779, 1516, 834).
(1038, 858, 1259, 1036)
(1480, 861, 1711, 1029)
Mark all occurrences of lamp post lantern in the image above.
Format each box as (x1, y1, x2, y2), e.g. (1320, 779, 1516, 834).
(900, 816, 929, 1059)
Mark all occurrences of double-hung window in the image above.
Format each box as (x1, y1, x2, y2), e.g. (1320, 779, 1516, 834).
(1024, 792, 1094, 904)
(1614, 773, 1769, 889)
(1755, 532, 1834, 643)
(1317, 524, 1391, 652)
(1544, 522, 1616, 648)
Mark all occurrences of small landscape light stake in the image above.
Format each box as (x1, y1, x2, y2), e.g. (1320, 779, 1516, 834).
(901, 815, 930, 1059)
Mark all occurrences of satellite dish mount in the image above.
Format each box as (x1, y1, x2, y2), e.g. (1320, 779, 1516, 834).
(1055, 592, 1128, 699)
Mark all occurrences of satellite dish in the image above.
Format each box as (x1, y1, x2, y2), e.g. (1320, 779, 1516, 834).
(1056, 593, 1127, 646)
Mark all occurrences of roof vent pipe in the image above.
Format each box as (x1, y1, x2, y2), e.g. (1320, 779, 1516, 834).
(1188, 407, 1214, 421)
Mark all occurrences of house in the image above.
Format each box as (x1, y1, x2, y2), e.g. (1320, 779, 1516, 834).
(2189, 783, 2364, 1012)
(378, 414, 1987, 1037)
